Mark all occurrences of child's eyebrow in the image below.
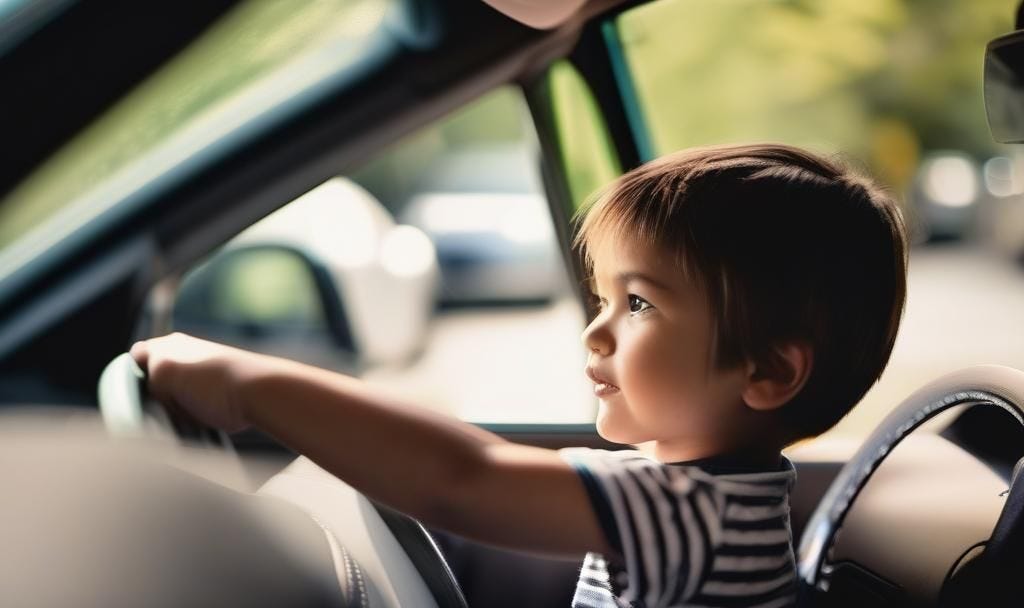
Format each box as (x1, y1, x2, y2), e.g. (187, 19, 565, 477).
(616, 271, 673, 292)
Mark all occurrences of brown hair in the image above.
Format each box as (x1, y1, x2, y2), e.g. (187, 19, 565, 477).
(575, 143, 908, 439)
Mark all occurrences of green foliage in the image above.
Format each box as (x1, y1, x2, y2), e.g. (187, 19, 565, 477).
(616, 0, 1017, 190)
(547, 61, 622, 211)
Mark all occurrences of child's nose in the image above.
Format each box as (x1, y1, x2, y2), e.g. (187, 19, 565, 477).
(581, 319, 614, 356)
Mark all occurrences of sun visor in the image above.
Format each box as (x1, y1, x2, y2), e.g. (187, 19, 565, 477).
(480, 0, 587, 29)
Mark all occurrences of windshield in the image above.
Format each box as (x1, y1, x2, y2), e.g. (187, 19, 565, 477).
(0, 0, 393, 287)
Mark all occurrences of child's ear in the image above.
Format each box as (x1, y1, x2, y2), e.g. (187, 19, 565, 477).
(741, 342, 814, 412)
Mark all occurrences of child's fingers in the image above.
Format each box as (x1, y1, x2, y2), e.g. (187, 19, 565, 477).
(129, 341, 149, 371)
(160, 396, 206, 437)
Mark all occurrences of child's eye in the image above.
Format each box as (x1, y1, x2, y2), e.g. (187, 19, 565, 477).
(588, 293, 607, 311)
(628, 294, 653, 314)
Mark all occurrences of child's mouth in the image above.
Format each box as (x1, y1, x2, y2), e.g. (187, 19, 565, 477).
(585, 366, 620, 396)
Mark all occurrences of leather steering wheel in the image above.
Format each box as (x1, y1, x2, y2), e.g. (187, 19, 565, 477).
(797, 365, 1024, 606)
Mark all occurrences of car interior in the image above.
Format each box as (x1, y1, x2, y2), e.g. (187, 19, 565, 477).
(5, 0, 1024, 606)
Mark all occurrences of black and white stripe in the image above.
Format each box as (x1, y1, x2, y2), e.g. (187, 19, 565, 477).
(562, 448, 797, 608)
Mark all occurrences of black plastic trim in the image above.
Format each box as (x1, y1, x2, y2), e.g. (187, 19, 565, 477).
(373, 502, 469, 608)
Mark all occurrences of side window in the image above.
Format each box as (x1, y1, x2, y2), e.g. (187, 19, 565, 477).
(173, 87, 594, 424)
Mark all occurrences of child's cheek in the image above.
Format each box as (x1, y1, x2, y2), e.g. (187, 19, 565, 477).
(623, 326, 699, 408)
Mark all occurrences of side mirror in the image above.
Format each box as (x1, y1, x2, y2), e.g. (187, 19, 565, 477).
(173, 178, 440, 370)
(173, 244, 360, 372)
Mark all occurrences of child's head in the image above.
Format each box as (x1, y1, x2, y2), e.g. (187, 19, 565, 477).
(576, 143, 907, 452)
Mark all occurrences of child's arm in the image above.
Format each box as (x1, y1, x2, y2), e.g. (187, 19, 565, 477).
(131, 333, 614, 559)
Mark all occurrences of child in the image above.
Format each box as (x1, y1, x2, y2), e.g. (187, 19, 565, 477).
(131, 143, 907, 608)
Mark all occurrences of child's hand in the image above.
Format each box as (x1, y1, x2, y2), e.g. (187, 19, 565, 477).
(129, 333, 270, 433)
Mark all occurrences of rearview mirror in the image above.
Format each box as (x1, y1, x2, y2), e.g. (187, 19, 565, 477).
(985, 30, 1024, 143)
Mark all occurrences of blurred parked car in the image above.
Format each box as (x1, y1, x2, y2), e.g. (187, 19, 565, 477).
(909, 151, 982, 241)
(402, 144, 565, 305)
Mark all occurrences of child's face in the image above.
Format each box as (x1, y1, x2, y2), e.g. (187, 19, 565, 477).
(582, 238, 749, 455)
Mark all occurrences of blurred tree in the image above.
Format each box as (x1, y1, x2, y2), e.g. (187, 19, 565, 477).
(615, 0, 1017, 192)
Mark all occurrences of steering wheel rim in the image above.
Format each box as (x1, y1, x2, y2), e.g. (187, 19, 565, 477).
(797, 364, 1024, 598)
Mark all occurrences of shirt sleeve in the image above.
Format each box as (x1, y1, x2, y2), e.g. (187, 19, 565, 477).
(560, 448, 725, 607)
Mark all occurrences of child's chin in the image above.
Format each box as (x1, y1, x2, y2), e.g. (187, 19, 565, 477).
(595, 410, 643, 445)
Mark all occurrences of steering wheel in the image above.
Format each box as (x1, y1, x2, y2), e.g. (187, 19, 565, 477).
(96, 352, 468, 608)
(798, 365, 1024, 606)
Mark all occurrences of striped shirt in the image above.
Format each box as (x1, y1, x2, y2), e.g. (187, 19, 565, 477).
(560, 448, 797, 608)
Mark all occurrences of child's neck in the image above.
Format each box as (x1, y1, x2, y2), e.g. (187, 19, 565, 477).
(642, 439, 783, 468)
